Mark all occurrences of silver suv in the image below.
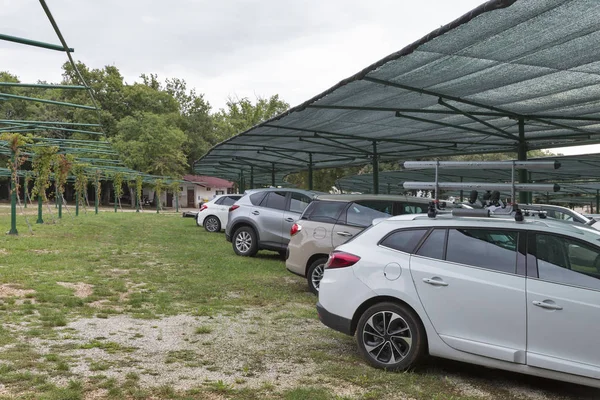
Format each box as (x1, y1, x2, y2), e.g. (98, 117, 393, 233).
(225, 188, 318, 257)
(286, 194, 454, 293)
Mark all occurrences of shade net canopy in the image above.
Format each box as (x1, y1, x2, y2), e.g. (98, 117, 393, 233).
(195, 0, 600, 183)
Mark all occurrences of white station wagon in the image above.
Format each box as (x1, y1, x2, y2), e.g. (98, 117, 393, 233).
(317, 212, 600, 388)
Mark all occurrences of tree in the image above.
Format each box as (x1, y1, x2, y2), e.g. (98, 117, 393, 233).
(112, 112, 187, 177)
(212, 95, 289, 142)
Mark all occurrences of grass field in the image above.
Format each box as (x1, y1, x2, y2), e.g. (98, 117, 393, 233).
(0, 207, 598, 399)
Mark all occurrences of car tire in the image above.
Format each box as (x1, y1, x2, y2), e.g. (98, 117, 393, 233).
(356, 302, 426, 371)
(232, 226, 258, 257)
(204, 216, 221, 233)
(307, 257, 327, 295)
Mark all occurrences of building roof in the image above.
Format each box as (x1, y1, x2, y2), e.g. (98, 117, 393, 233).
(182, 175, 234, 188)
(195, 0, 600, 182)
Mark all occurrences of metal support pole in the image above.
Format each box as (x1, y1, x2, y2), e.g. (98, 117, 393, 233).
(175, 190, 179, 213)
(239, 171, 245, 194)
(9, 154, 18, 235)
(114, 188, 118, 213)
(460, 177, 464, 202)
(23, 182, 27, 208)
(546, 192, 550, 204)
(250, 166, 254, 189)
(36, 195, 44, 224)
(372, 141, 379, 195)
(156, 191, 160, 214)
(94, 178, 99, 215)
(75, 190, 79, 216)
(58, 193, 62, 219)
(271, 163, 275, 187)
(517, 118, 528, 204)
(308, 153, 313, 190)
(136, 185, 140, 213)
(597, 190, 599, 214)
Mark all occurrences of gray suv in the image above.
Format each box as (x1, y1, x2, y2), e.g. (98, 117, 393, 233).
(225, 188, 319, 257)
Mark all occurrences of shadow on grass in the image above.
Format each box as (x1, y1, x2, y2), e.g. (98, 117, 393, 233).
(417, 356, 600, 399)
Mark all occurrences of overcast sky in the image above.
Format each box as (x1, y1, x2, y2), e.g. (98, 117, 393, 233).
(0, 0, 594, 155)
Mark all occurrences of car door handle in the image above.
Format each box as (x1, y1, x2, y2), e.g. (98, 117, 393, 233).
(252, 211, 260, 215)
(422, 278, 448, 286)
(336, 231, 353, 237)
(532, 300, 563, 310)
(285, 218, 294, 222)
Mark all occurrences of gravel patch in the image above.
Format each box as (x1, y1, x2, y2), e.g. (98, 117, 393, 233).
(26, 305, 344, 394)
(57, 282, 94, 298)
(0, 284, 35, 298)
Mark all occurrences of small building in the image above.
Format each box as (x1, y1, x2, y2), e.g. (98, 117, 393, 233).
(180, 175, 236, 208)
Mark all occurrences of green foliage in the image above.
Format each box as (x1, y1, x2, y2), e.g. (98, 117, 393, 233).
(135, 175, 143, 207)
(112, 172, 124, 200)
(72, 163, 88, 204)
(153, 179, 164, 209)
(213, 95, 289, 142)
(31, 146, 58, 201)
(52, 154, 74, 197)
(112, 112, 188, 176)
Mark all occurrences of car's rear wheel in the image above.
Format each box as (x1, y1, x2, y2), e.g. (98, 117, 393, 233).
(232, 226, 258, 257)
(307, 257, 327, 295)
(356, 302, 426, 371)
(204, 216, 221, 233)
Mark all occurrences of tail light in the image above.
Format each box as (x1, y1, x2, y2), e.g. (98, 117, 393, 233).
(199, 204, 208, 212)
(325, 251, 361, 269)
(229, 205, 240, 212)
(290, 223, 302, 236)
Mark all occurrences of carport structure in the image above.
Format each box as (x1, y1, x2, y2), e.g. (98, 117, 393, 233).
(195, 0, 600, 202)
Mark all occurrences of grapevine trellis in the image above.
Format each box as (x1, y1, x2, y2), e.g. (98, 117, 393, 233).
(0, 1, 184, 235)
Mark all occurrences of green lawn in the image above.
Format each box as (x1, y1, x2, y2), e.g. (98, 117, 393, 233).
(0, 208, 596, 399)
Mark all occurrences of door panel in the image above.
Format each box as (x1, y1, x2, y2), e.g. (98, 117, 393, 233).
(331, 223, 363, 248)
(527, 279, 600, 378)
(410, 255, 526, 362)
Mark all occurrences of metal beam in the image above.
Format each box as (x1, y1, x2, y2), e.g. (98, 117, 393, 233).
(0, 92, 95, 110)
(437, 98, 516, 140)
(372, 141, 379, 195)
(308, 153, 313, 190)
(518, 118, 528, 204)
(0, 82, 87, 90)
(396, 111, 517, 141)
(0, 119, 101, 127)
(0, 32, 73, 52)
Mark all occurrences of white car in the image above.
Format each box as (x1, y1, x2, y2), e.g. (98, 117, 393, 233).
(317, 211, 600, 388)
(196, 195, 242, 232)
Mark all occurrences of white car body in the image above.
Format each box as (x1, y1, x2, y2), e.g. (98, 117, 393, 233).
(318, 213, 600, 388)
(196, 195, 242, 232)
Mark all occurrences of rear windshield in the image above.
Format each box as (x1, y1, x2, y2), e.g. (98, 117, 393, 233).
(302, 201, 346, 223)
(221, 196, 239, 206)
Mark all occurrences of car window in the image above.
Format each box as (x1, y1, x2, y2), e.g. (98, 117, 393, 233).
(355, 200, 394, 215)
(262, 191, 287, 210)
(214, 197, 225, 205)
(545, 210, 574, 222)
(380, 229, 427, 253)
(446, 229, 518, 274)
(535, 234, 600, 291)
(221, 196, 238, 206)
(304, 201, 346, 223)
(249, 192, 267, 206)
(289, 192, 312, 214)
(346, 203, 390, 227)
(416, 229, 446, 260)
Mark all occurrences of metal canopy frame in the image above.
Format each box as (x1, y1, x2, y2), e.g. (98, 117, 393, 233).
(195, 0, 600, 196)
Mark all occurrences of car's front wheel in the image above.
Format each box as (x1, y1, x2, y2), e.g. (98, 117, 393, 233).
(356, 302, 426, 371)
(307, 257, 327, 295)
(232, 226, 258, 257)
(204, 216, 221, 233)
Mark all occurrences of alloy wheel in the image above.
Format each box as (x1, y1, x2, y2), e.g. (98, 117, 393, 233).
(205, 217, 219, 232)
(311, 263, 325, 292)
(235, 231, 252, 253)
(362, 311, 412, 365)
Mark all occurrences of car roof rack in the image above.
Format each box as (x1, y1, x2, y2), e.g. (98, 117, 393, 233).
(401, 160, 561, 222)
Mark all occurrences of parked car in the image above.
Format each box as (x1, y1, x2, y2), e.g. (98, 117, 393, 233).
(286, 194, 453, 293)
(225, 188, 319, 257)
(196, 194, 242, 232)
(317, 211, 600, 388)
